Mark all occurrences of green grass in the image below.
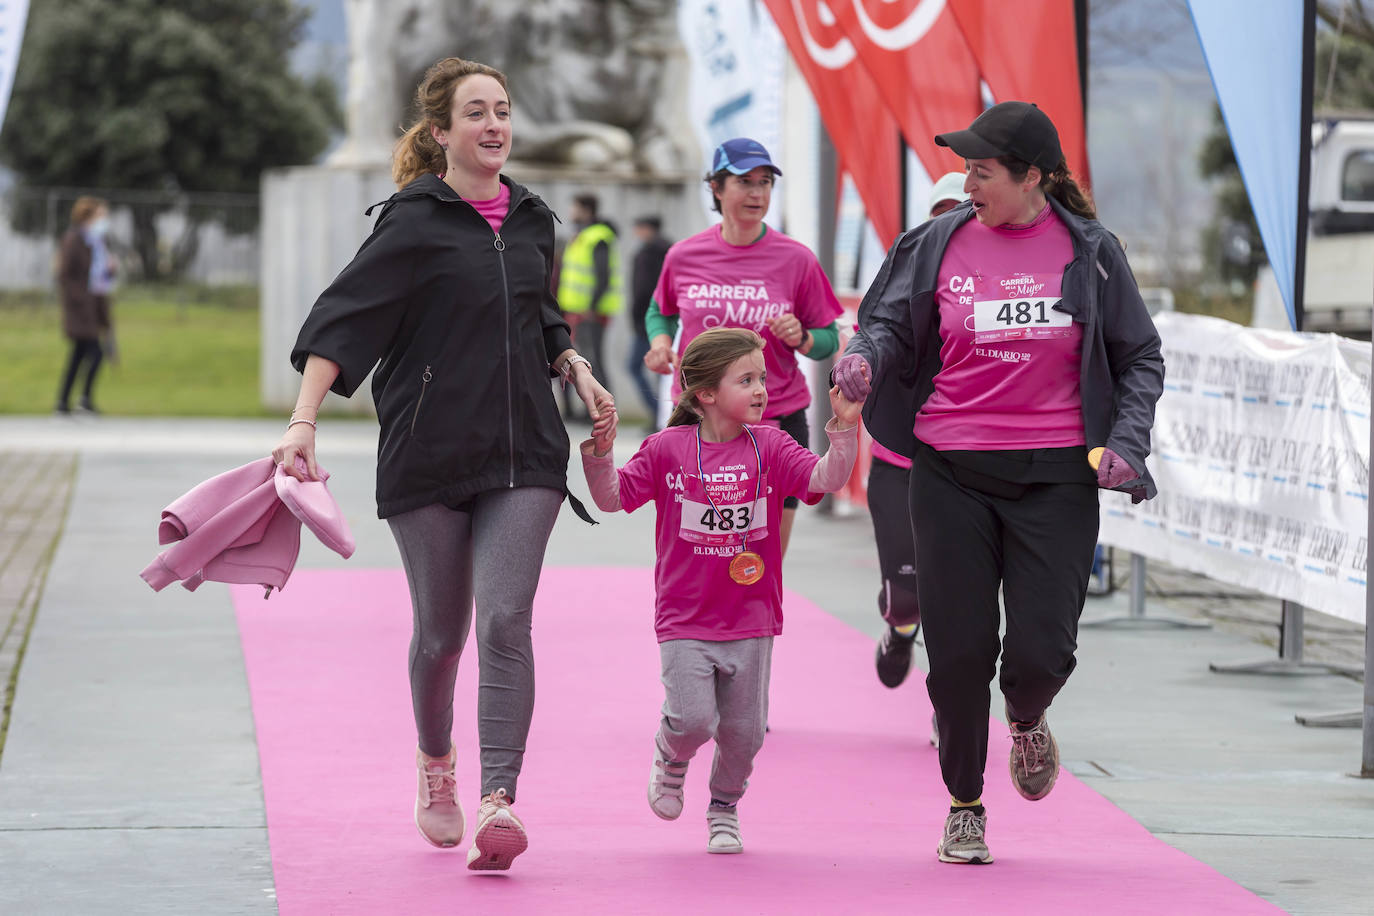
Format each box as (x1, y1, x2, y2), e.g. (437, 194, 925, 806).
(0, 285, 268, 416)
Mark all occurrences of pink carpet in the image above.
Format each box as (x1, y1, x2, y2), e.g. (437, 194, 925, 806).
(232, 568, 1280, 914)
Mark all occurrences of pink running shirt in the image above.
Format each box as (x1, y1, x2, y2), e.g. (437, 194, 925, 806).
(914, 205, 1085, 450)
(467, 183, 511, 236)
(653, 225, 843, 418)
(614, 424, 822, 642)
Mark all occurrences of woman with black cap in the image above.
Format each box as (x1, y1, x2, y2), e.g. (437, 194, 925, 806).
(834, 101, 1163, 865)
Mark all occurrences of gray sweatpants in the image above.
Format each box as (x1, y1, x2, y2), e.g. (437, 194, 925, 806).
(656, 636, 773, 807)
(387, 487, 563, 801)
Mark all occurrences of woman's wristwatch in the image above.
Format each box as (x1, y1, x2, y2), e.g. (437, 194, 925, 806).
(559, 353, 592, 384)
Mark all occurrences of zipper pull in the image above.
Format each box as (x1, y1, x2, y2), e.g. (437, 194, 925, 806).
(422, 365, 433, 383)
(493, 234, 505, 251)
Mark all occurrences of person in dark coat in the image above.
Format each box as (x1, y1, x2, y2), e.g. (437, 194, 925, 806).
(270, 57, 616, 872)
(55, 196, 115, 414)
(835, 102, 1164, 866)
(627, 215, 672, 425)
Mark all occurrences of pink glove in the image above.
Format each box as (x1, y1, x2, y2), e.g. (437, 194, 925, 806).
(1096, 448, 1138, 489)
(832, 353, 872, 401)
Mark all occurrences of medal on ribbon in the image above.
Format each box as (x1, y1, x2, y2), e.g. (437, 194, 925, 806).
(696, 425, 765, 586)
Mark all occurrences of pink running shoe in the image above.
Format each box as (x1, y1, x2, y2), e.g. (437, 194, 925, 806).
(466, 788, 528, 871)
(415, 745, 464, 848)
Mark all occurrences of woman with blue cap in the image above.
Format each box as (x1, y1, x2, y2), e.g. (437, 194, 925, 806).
(644, 138, 844, 557)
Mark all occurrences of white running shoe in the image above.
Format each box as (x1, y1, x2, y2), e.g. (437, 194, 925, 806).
(648, 748, 688, 820)
(465, 788, 528, 871)
(414, 745, 464, 848)
(706, 805, 743, 854)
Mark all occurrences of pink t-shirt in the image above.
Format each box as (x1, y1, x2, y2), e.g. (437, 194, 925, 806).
(914, 205, 1085, 450)
(615, 423, 823, 642)
(654, 225, 843, 418)
(467, 183, 511, 235)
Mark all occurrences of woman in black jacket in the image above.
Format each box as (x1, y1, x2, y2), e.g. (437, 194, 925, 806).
(271, 57, 615, 872)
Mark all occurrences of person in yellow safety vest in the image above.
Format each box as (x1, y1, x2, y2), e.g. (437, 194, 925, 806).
(558, 194, 621, 419)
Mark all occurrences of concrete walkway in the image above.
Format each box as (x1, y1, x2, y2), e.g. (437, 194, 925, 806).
(0, 416, 1369, 915)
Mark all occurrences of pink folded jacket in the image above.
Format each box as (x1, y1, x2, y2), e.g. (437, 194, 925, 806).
(140, 457, 355, 597)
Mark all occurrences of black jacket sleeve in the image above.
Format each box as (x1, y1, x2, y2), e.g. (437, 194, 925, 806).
(291, 203, 421, 397)
(1098, 236, 1165, 495)
(848, 231, 920, 385)
(541, 224, 573, 368)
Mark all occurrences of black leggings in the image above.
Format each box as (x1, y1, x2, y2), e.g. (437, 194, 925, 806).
(909, 443, 1098, 803)
(57, 337, 103, 409)
(773, 408, 810, 510)
(867, 456, 920, 628)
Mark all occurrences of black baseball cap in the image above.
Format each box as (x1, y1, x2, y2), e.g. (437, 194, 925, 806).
(934, 101, 1063, 173)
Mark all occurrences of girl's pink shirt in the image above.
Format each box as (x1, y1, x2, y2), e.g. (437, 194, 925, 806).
(914, 204, 1085, 450)
(613, 424, 822, 642)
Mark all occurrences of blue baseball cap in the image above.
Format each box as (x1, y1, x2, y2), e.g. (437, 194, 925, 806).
(711, 138, 782, 176)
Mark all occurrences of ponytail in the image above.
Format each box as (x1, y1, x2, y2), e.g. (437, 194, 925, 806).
(392, 121, 447, 189)
(1043, 162, 1096, 220)
(391, 57, 510, 189)
(666, 399, 701, 428)
(997, 155, 1096, 221)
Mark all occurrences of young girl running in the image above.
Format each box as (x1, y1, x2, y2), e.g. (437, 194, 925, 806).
(581, 327, 863, 853)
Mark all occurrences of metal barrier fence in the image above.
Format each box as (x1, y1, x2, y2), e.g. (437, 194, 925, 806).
(0, 186, 260, 290)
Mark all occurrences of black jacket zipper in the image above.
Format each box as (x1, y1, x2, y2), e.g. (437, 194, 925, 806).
(494, 232, 516, 487)
(409, 364, 432, 435)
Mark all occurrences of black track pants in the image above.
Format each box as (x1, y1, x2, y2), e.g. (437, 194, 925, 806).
(909, 443, 1098, 803)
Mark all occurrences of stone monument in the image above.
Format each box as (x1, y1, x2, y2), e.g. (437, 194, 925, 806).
(261, 0, 705, 415)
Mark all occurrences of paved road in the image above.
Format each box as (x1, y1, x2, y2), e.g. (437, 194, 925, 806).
(0, 416, 1369, 914)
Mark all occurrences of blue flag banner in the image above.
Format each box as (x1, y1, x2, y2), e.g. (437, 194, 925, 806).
(0, 0, 29, 137)
(1189, 0, 1305, 330)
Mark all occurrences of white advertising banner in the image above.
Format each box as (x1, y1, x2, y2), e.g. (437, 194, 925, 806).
(677, 0, 785, 223)
(1099, 312, 1370, 625)
(0, 0, 30, 133)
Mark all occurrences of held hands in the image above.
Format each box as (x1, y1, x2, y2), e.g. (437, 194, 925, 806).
(272, 422, 318, 482)
(832, 353, 872, 401)
(766, 314, 806, 349)
(1091, 446, 1138, 489)
(591, 421, 617, 457)
(828, 384, 864, 429)
(644, 339, 677, 376)
(572, 361, 617, 449)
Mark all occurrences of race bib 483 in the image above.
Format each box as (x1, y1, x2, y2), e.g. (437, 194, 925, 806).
(679, 498, 769, 546)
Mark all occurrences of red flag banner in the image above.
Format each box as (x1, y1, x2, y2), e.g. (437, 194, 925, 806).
(947, 0, 1090, 184)
(825, 0, 983, 184)
(762, 0, 902, 247)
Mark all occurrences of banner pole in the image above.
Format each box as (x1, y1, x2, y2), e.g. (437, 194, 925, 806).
(1082, 553, 1209, 630)
(1364, 358, 1374, 774)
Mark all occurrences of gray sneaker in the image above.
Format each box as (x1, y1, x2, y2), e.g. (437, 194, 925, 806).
(648, 748, 688, 820)
(1008, 711, 1060, 800)
(706, 805, 743, 854)
(937, 808, 992, 864)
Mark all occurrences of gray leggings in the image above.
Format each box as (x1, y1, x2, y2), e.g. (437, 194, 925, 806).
(387, 487, 563, 801)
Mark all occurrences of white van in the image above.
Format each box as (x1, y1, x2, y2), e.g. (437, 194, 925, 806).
(1253, 115, 1374, 335)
